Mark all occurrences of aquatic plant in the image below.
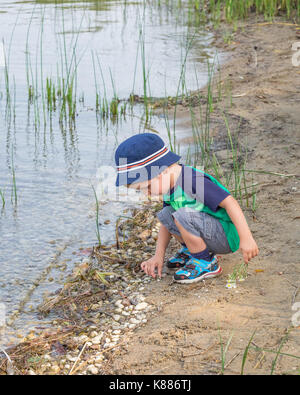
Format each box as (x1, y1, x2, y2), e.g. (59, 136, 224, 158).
(92, 185, 101, 247)
(0, 188, 5, 208)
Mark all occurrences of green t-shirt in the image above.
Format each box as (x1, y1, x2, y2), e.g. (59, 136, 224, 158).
(163, 165, 240, 252)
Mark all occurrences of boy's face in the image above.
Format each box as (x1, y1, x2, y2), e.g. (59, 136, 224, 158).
(128, 171, 171, 197)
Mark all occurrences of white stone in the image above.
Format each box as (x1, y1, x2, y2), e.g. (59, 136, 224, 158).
(128, 324, 136, 329)
(129, 317, 140, 325)
(135, 302, 148, 311)
(115, 300, 124, 308)
(87, 365, 99, 375)
(122, 311, 130, 316)
(67, 355, 77, 362)
(92, 334, 103, 345)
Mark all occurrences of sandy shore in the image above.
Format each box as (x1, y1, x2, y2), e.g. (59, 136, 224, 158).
(108, 15, 300, 375)
(1, 13, 299, 376)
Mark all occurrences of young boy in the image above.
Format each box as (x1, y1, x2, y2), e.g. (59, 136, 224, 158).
(115, 133, 259, 283)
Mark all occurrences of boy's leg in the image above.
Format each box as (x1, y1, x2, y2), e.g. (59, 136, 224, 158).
(172, 207, 231, 255)
(171, 208, 231, 283)
(156, 206, 192, 268)
(173, 218, 207, 253)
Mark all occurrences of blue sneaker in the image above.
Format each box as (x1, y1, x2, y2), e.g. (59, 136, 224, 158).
(173, 255, 222, 283)
(167, 246, 192, 269)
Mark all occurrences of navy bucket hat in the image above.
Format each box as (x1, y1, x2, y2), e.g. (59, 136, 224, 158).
(115, 133, 181, 187)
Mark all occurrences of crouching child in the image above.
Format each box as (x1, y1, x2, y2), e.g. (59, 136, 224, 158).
(115, 133, 259, 283)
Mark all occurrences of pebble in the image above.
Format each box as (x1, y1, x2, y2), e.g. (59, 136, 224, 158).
(129, 317, 140, 325)
(87, 365, 99, 375)
(92, 334, 103, 345)
(135, 302, 148, 311)
(51, 364, 60, 374)
(67, 355, 77, 362)
(113, 314, 121, 321)
(128, 324, 136, 329)
(122, 311, 130, 316)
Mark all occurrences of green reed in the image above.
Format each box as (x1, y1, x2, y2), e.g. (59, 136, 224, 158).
(218, 328, 234, 375)
(10, 150, 17, 206)
(0, 188, 5, 208)
(217, 329, 299, 374)
(92, 185, 101, 247)
(188, 0, 300, 23)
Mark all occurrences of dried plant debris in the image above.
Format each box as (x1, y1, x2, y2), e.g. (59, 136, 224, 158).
(0, 205, 160, 375)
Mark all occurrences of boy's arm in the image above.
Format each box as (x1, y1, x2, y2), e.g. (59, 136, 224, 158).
(141, 224, 171, 278)
(219, 195, 259, 264)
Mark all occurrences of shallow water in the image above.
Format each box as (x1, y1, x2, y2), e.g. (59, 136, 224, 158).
(0, 0, 223, 343)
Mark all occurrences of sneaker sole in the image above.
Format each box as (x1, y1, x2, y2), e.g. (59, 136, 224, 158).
(174, 265, 223, 284)
(166, 264, 186, 270)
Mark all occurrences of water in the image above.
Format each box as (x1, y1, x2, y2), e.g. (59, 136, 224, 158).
(0, 0, 223, 344)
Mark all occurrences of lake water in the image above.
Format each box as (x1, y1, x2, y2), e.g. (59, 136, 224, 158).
(0, 0, 223, 344)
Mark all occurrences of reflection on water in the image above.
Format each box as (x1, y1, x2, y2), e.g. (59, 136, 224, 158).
(0, 0, 223, 344)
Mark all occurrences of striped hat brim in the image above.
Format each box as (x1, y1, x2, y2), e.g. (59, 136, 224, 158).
(116, 149, 181, 187)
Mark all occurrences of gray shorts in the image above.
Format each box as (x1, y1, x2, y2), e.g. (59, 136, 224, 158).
(157, 206, 231, 254)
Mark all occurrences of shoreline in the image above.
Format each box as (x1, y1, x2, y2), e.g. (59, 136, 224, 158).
(1, 13, 300, 375)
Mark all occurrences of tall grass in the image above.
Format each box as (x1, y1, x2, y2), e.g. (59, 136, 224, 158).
(0, 188, 5, 209)
(10, 150, 17, 206)
(188, 0, 300, 23)
(92, 185, 101, 247)
(217, 329, 300, 374)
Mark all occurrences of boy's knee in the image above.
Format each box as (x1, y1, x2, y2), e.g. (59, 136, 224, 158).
(156, 206, 180, 236)
(172, 207, 195, 227)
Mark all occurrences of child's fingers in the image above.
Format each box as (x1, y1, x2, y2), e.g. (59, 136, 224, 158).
(157, 265, 162, 278)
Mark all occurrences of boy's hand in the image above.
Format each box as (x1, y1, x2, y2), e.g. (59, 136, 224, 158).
(239, 237, 259, 264)
(141, 256, 164, 279)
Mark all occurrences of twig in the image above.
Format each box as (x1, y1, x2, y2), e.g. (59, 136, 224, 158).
(0, 347, 14, 375)
(223, 351, 241, 371)
(292, 286, 300, 305)
(254, 351, 265, 369)
(94, 251, 124, 264)
(68, 341, 88, 375)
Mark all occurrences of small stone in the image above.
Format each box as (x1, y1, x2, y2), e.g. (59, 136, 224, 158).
(51, 364, 60, 374)
(128, 324, 136, 329)
(67, 355, 77, 362)
(135, 302, 148, 311)
(92, 334, 103, 345)
(115, 300, 124, 308)
(79, 335, 88, 342)
(113, 314, 121, 321)
(87, 365, 99, 375)
(112, 330, 121, 335)
(122, 311, 130, 316)
(129, 317, 140, 325)
(90, 331, 98, 338)
(94, 355, 104, 362)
